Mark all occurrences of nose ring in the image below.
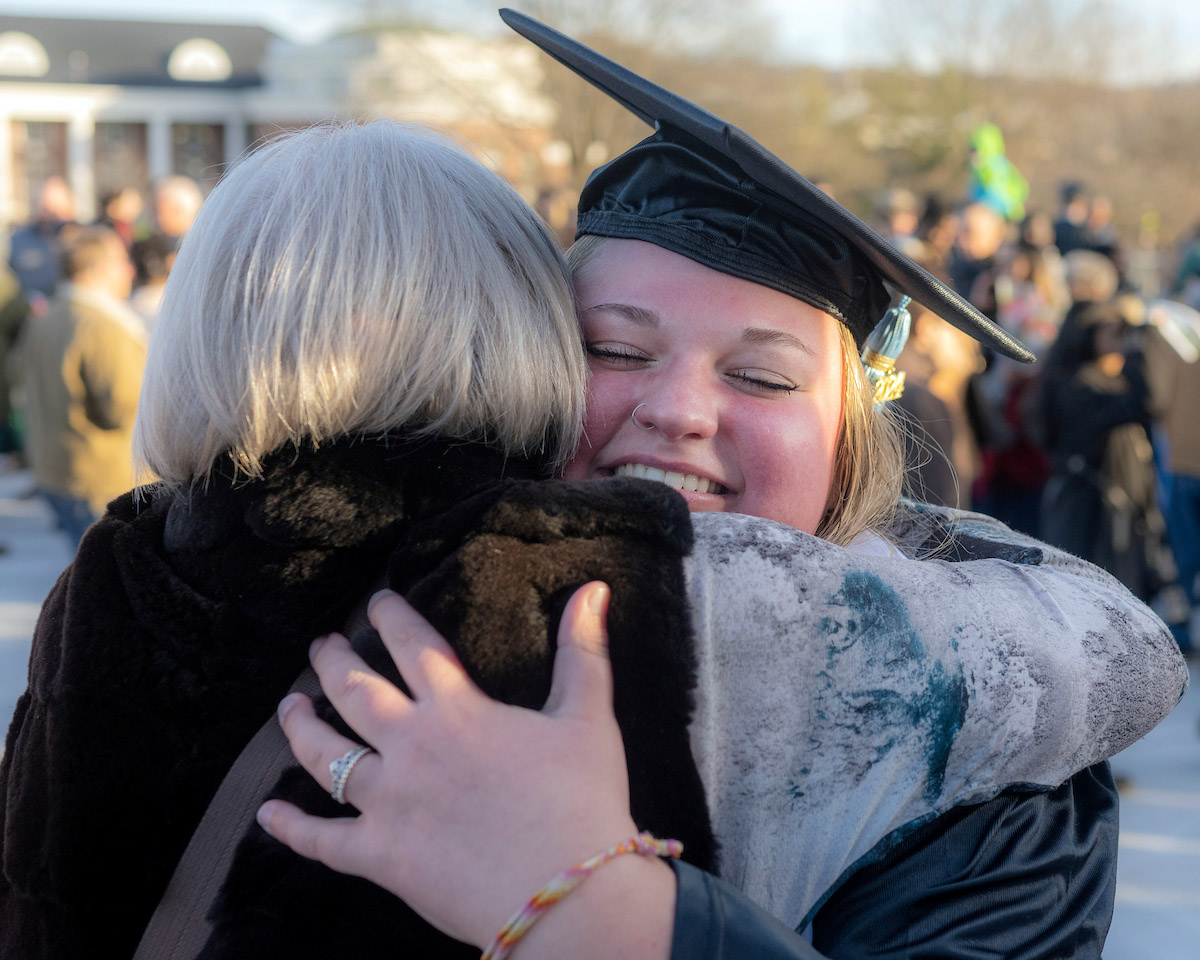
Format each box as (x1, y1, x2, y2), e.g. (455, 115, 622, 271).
(631, 403, 655, 430)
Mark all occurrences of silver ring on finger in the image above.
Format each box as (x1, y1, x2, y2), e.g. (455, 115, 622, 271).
(329, 744, 373, 805)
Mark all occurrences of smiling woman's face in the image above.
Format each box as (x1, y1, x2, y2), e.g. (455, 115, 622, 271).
(563, 239, 845, 535)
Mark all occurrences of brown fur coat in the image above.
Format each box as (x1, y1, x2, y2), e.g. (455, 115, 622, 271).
(0, 436, 715, 959)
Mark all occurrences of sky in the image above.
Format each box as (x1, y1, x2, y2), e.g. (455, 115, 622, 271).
(4, 0, 1200, 80)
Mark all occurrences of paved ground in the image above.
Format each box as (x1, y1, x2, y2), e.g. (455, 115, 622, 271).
(1105, 657, 1200, 957)
(1, 465, 1197, 955)
(0, 467, 71, 732)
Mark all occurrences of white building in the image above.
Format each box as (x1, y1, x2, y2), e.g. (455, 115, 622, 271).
(0, 15, 562, 231)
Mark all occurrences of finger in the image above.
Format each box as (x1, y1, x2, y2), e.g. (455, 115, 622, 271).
(309, 632, 414, 740)
(543, 581, 613, 718)
(367, 590, 476, 701)
(277, 690, 382, 810)
(256, 799, 369, 878)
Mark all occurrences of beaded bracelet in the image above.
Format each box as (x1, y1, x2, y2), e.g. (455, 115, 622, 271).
(479, 832, 684, 960)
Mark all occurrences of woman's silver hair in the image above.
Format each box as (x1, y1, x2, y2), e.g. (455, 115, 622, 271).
(134, 120, 585, 488)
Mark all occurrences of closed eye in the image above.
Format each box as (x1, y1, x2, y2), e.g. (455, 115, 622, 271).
(727, 371, 798, 393)
(585, 342, 650, 366)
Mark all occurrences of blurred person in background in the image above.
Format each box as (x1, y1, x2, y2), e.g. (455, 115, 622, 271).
(993, 241, 1064, 356)
(875, 187, 923, 258)
(1171, 220, 1200, 309)
(949, 201, 1008, 312)
(127, 233, 176, 333)
(1039, 253, 1172, 603)
(1085, 194, 1120, 265)
(895, 270, 986, 508)
(1054, 251, 1123, 359)
(912, 195, 959, 280)
(13, 225, 145, 547)
(0, 265, 29, 461)
(95, 186, 144, 254)
(953, 202, 1050, 531)
(893, 339, 961, 508)
(1054, 181, 1091, 255)
(1145, 309, 1200, 655)
(966, 123, 1029, 224)
(965, 356, 1051, 535)
(1019, 208, 1072, 316)
(7, 176, 75, 316)
(132, 175, 202, 286)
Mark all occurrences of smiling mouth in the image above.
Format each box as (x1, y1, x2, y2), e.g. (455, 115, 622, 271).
(614, 463, 729, 495)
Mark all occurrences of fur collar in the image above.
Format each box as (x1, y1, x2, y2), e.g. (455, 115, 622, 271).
(148, 435, 550, 644)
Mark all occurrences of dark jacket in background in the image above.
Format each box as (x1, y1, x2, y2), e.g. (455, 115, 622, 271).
(1040, 305, 1166, 598)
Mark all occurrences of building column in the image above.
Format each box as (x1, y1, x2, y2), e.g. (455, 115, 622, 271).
(148, 114, 172, 182)
(68, 109, 96, 223)
(0, 111, 12, 235)
(224, 113, 246, 164)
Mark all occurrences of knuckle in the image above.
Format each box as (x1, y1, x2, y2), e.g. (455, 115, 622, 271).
(272, 811, 305, 854)
(312, 828, 340, 866)
(290, 733, 325, 773)
(572, 636, 611, 660)
(278, 698, 315, 745)
(334, 667, 375, 706)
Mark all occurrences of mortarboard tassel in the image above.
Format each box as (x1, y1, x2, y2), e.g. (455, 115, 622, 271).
(861, 296, 912, 407)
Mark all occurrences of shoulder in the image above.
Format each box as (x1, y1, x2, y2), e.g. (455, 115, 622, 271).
(477, 476, 694, 553)
(68, 287, 148, 350)
(33, 491, 168, 648)
(7, 224, 38, 248)
(887, 500, 1047, 563)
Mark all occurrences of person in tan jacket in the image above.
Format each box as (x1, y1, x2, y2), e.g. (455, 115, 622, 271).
(15, 225, 145, 546)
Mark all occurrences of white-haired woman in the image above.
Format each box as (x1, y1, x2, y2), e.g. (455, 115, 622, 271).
(0, 114, 1183, 960)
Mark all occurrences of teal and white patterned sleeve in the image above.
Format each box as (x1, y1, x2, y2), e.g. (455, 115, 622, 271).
(682, 506, 1187, 930)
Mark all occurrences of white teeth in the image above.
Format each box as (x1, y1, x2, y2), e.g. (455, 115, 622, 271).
(614, 463, 722, 494)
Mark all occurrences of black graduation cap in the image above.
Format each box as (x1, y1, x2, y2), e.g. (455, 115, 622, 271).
(501, 8, 1034, 363)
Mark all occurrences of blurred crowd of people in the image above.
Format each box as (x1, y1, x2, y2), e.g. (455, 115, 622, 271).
(876, 172, 1200, 656)
(0, 175, 201, 545)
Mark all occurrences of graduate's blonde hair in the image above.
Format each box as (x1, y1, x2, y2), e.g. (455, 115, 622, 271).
(134, 121, 586, 488)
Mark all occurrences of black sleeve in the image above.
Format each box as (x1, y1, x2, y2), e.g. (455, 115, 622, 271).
(670, 861, 827, 960)
(812, 763, 1119, 960)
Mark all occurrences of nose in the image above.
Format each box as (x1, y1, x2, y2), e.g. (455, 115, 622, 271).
(635, 366, 719, 441)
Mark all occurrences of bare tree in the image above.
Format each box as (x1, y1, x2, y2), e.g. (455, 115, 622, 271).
(872, 0, 1155, 86)
(502, 0, 775, 184)
(342, 0, 774, 186)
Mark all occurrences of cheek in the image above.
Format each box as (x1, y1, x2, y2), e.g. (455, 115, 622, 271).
(748, 435, 836, 532)
(738, 393, 843, 534)
(562, 370, 629, 480)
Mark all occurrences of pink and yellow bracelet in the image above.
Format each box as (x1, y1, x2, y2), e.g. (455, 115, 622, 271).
(480, 832, 684, 960)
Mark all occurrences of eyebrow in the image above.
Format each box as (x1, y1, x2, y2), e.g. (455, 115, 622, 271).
(741, 326, 816, 358)
(580, 302, 660, 327)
